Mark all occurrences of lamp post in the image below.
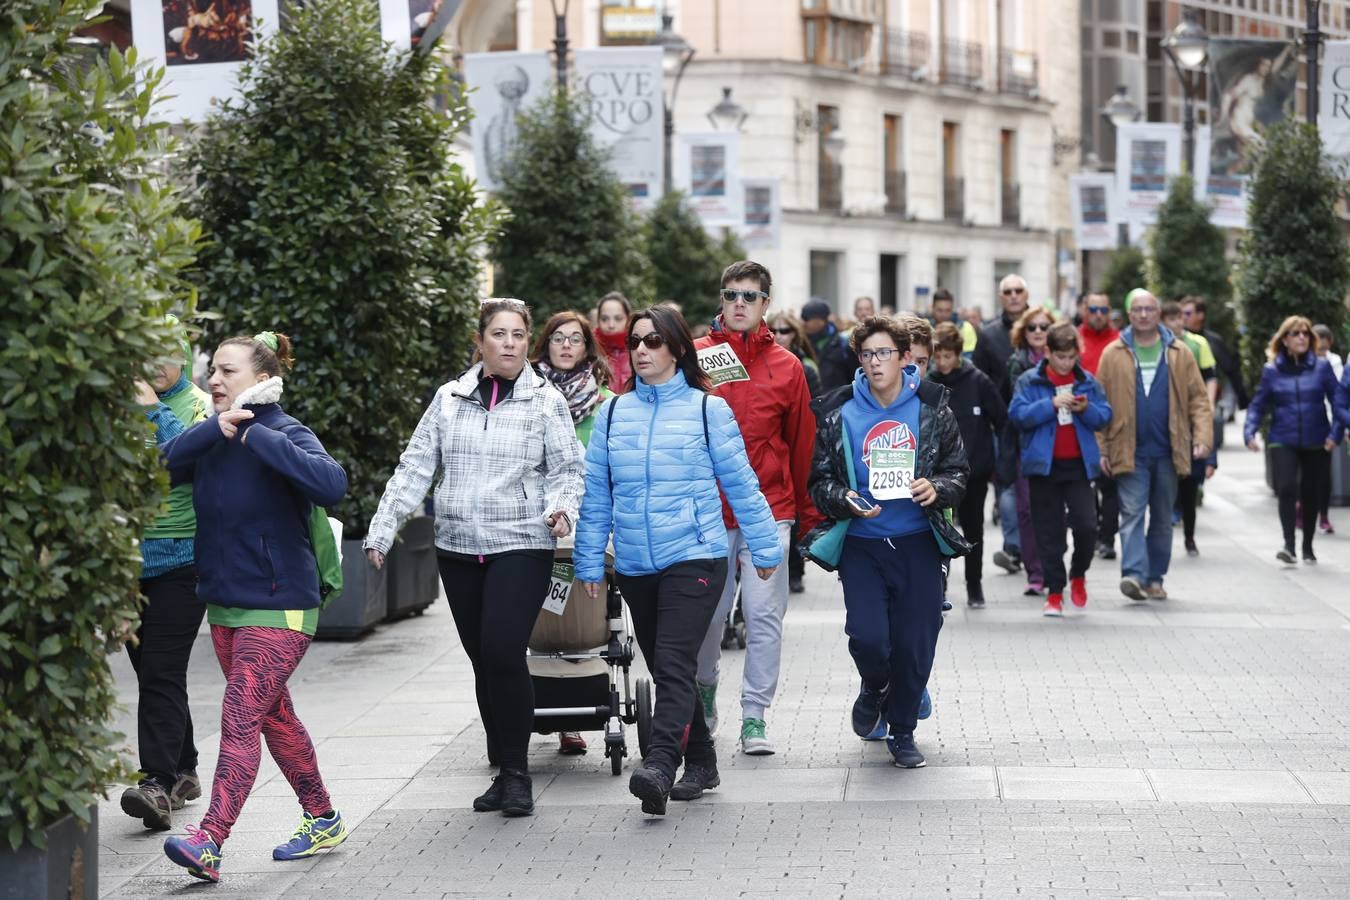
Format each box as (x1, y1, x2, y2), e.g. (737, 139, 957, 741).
(706, 87, 748, 131)
(550, 0, 571, 90)
(652, 13, 695, 193)
(1161, 9, 1210, 175)
(1100, 85, 1141, 248)
(1307, 0, 1323, 122)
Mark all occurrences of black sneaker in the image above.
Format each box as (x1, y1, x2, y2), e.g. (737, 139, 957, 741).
(1276, 547, 1297, 565)
(992, 550, 1022, 574)
(851, 679, 888, 738)
(169, 770, 201, 811)
(1096, 543, 1116, 560)
(670, 761, 720, 801)
(498, 769, 533, 817)
(788, 576, 805, 594)
(1185, 538, 1199, 557)
(121, 781, 172, 831)
(966, 583, 986, 609)
(472, 776, 504, 812)
(1303, 546, 1318, 564)
(628, 765, 673, 816)
(886, 732, 926, 768)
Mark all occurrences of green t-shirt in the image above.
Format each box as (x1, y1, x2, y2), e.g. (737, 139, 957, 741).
(1135, 340, 1162, 396)
(207, 605, 319, 636)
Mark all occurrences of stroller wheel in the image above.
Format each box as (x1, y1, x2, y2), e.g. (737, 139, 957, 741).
(610, 742, 624, 776)
(636, 678, 654, 760)
(720, 625, 736, 650)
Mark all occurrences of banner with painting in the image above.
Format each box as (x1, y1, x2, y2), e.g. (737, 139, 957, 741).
(739, 178, 780, 249)
(462, 51, 552, 192)
(675, 132, 742, 226)
(1113, 122, 1182, 228)
(130, 0, 279, 121)
(1319, 40, 1350, 158)
(573, 47, 665, 209)
(1207, 39, 1297, 178)
(1068, 173, 1117, 250)
(1191, 126, 1248, 229)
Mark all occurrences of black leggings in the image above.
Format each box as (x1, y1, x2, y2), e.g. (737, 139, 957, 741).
(956, 473, 989, 586)
(1271, 446, 1330, 552)
(438, 551, 553, 773)
(617, 557, 727, 781)
(1176, 460, 1208, 542)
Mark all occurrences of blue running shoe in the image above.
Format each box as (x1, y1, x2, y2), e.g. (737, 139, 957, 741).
(273, 810, 347, 861)
(863, 719, 887, 741)
(851, 679, 888, 738)
(918, 687, 932, 720)
(164, 824, 222, 882)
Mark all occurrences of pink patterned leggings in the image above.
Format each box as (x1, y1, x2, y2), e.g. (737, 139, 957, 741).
(200, 625, 330, 844)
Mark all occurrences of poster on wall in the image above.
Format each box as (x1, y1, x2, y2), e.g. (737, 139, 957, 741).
(1068, 173, 1117, 251)
(573, 47, 664, 209)
(739, 178, 780, 249)
(1114, 122, 1182, 228)
(1207, 39, 1297, 177)
(675, 132, 742, 226)
(1192, 126, 1248, 229)
(131, 0, 279, 121)
(1320, 40, 1350, 158)
(462, 51, 552, 192)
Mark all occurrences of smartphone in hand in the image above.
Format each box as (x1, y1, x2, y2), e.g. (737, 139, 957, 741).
(847, 494, 878, 515)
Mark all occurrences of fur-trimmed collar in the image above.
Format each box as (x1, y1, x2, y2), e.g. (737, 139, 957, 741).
(232, 376, 284, 409)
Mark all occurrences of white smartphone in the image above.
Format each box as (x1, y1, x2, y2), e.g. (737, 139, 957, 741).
(847, 494, 878, 514)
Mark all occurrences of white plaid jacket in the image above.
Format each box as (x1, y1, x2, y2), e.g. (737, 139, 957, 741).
(363, 363, 584, 557)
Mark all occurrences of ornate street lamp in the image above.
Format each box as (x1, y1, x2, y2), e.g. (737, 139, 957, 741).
(652, 13, 695, 192)
(1161, 9, 1210, 174)
(706, 87, 748, 131)
(1101, 84, 1142, 129)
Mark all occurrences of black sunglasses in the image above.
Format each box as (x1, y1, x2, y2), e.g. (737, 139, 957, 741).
(627, 332, 668, 351)
(1087, 305, 1110, 314)
(1025, 322, 1051, 333)
(772, 327, 795, 335)
(720, 288, 769, 304)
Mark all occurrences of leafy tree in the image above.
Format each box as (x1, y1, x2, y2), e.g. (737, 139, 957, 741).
(188, 0, 495, 536)
(1235, 120, 1350, 386)
(1148, 174, 1235, 346)
(493, 89, 649, 320)
(645, 191, 746, 328)
(1, 0, 200, 847)
(1097, 245, 1146, 310)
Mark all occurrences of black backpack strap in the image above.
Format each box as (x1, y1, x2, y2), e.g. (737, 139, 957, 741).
(605, 394, 619, 496)
(702, 392, 710, 453)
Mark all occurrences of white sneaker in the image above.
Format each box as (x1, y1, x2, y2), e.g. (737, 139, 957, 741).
(739, 718, 775, 755)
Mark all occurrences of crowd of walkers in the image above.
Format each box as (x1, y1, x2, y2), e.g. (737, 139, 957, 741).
(122, 264, 1350, 883)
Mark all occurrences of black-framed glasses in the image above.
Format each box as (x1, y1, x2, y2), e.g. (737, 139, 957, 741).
(720, 288, 769, 305)
(627, 332, 668, 351)
(549, 333, 585, 346)
(772, 327, 795, 335)
(858, 348, 897, 363)
(1026, 322, 1051, 333)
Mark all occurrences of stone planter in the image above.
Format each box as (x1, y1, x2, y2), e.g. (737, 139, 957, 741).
(0, 807, 97, 900)
(385, 515, 438, 621)
(315, 539, 387, 640)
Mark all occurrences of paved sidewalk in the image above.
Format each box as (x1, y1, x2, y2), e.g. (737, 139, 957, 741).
(99, 433, 1350, 897)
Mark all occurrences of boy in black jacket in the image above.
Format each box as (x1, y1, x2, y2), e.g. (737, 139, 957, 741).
(928, 322, 1007, 607)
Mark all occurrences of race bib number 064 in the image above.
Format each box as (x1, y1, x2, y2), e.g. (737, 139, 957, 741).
(869, 448, 915, 500)
(542, 562, 575, 615)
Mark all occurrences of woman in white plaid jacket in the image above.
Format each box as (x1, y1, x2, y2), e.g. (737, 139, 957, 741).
(363, 298, 583, 819)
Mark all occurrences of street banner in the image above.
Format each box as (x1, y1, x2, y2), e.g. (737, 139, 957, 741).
(130, 0, 279, 122)
(675, 132, 742, 226)
(462, 51, 552, 192)
(739, 178, 781, 249)
(1193, 126, 1248, 229)
(1207, 39, 1298, 177)
(574, 47, 664, 209)
(1319, 40, 1350, 157)
(1068, 173, 1116, 251)
(1114, 122, 1182, 228)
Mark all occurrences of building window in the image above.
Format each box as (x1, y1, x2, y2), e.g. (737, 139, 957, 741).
(936, 257, 965, 304)
(810, 250, 843, 310)
(818, 105, 843, 212)
(1000, 129, 1019, 227)
(801, 1, 879, 69)
(883, 114, 905, 216)
(942, 121, 963, 223)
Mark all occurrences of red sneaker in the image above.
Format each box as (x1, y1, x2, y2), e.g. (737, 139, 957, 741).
(558, 732, 587, 755)
(1070, 578, 1088, 608)
(1042, 594, 1063, 617)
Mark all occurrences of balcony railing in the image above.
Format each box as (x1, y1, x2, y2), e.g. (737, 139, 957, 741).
(999, 49, 1039, 97)
(819, 161, 843, 213)
(885, 170, 907, 216)
(1001, 183, 1020, 227)
(940, 38, 984, 89)
(943, 176, 964, 223)
(883, 28, 930, 80)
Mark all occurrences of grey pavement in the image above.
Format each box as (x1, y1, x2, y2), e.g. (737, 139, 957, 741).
(99, 429, 1350, 897)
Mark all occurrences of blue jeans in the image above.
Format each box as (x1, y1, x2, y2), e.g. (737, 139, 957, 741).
(997, 482, 1021, 555)
(1116, 456, 1178, 585)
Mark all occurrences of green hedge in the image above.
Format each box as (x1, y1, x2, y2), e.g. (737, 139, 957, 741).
(0, 0, 200, 848)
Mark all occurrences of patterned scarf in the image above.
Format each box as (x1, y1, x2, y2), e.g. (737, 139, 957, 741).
(538, 360, 600, 425)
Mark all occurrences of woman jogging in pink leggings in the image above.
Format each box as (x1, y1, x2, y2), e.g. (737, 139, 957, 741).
(160, 332, 348, 882)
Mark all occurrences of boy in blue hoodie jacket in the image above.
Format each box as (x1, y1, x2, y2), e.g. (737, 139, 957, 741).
(1009, 323, 1112, 616)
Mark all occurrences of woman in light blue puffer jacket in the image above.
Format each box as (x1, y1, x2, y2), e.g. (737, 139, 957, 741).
(574, 305, 781, 818)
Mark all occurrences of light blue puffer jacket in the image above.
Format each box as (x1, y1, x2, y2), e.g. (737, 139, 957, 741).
(573, 368, 783, 583)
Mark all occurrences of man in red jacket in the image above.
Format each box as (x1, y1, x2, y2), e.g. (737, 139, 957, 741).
(682, 260, 821, 777)
(1077, 291, 1121, 560)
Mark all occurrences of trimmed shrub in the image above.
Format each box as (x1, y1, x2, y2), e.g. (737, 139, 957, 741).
(1097, 245, 1146, 310)
(645, 191, 747, 329)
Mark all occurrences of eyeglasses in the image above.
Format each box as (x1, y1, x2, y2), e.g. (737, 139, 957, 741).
(627, 332, 668, 351)
(720, 288, 769, 305)
(1087, 305, 1110, 314)
(549, 333, 585, 346)
(1002, 287, 1027, 295)
(1130, 306, 1159, 315)
(858, 348, 897, 363)
(1025, 322, 1051, 333)
(772, 327, 795, 336)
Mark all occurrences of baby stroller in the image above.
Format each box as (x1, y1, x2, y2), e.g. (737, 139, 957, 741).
(526, 536, 653, 775)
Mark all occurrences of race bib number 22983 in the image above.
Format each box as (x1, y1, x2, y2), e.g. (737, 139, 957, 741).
(868, 448, 915, 500)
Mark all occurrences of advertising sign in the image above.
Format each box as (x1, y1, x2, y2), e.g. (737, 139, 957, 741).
(1068, 173, 1117, 250)
(739, 178, 780, 249)
(1320, 40, 1350, 158)
(574, 47, 665, 208)
(1208, 39, 1297, 177)
(675, 132, 742, 226)
(462, 51, 552, 192)
(1114, 122, 1182, 228)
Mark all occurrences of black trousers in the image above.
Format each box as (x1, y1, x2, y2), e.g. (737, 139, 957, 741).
(1096, 475, 1119, 547)
(438, 551, 553, 773)
(1176, 459, 1209, 542)
(1028, 461, 1098, 594)
(128, 565, 205, 789)
(616, 557, 727, 782)
(1271, 446, 1330, 552)
(956, 473, 989, 586)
